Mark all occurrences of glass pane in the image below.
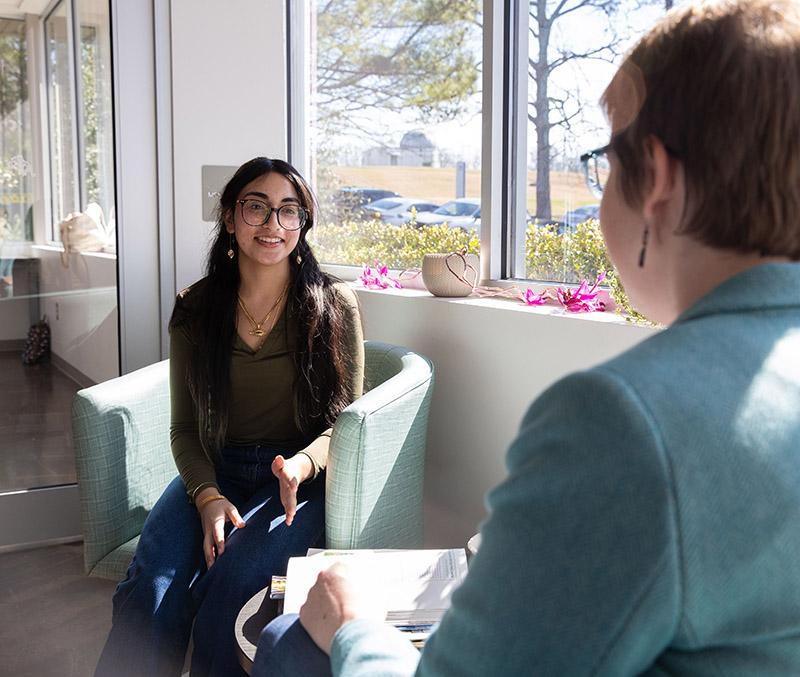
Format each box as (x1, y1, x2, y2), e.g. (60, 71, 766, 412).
(45, 1, 78, 235)
(522, 0, 686, 284)
(77, 0, 116, 251)
(306, 0, 483, 269)
(0, 19, 33, 247)
(0, 10, 118, 498)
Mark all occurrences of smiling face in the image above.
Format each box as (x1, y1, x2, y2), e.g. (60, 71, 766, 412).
(225, 171, 303, 272)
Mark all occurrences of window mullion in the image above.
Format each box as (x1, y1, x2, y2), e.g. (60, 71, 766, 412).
(480, 0, 506, 283)
(69, 0, 85, 211)
(509, 0, 529, 280)
(287, 0, 311, 178)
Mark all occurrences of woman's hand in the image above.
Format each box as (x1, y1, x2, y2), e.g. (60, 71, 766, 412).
(195, 488, 246, 569)
(271, 453, 314, 526)
(299, 562, 385, 654)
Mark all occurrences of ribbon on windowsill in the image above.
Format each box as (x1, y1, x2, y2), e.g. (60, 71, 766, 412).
(359, 255, 606, 313)
(432, 250, 607, 313)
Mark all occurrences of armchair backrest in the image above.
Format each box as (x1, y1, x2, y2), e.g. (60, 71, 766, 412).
(72, 359, 173, 577)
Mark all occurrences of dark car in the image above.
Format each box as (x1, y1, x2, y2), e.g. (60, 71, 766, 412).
(328, 187, 401, 219)
(563, 204, 600, 230)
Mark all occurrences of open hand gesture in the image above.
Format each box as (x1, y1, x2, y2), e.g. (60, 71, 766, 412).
(271, 453, 313, 526)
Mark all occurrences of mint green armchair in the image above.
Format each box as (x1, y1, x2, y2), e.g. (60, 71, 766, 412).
(72, 341, 434, 581)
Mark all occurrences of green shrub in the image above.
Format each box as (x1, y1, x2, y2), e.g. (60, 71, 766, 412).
(525, 219, 610, 284)
(311, 219, 480, 270)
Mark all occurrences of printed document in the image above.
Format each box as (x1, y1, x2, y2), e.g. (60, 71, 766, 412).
(283, 548, 468, 637)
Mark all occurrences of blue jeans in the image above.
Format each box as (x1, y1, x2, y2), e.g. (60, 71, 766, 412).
(252, 614, 332, 677)
(95, 444, 326, 677)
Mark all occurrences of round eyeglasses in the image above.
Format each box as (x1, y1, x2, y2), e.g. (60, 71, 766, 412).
(236, 199, 307, 230)
(579, 145, 611, 199)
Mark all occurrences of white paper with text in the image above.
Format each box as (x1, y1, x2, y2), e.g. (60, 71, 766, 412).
(283, 548, 468, 629)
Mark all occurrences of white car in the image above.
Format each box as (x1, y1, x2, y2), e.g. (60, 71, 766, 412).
(363, 198, 441, 226)
(414, 198, 481, 231)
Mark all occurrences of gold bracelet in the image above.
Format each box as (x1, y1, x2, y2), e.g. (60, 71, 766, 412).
(196, 493, 226, 510)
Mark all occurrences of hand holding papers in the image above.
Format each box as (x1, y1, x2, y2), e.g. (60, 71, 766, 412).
(285, 549, 468, 650)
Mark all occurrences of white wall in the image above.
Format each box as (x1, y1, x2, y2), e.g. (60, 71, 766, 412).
(171, 0, 288, 292)
(0, 298, 29, 342)
(353, 288, 657, 547)
(37, 248, 118, 384)
(0, 245, 117, 386)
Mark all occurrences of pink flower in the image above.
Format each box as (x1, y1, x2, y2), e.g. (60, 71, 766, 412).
(524, 288, 548, 306)
(359, 261, 402, 290)
(555, 272, 607, 313)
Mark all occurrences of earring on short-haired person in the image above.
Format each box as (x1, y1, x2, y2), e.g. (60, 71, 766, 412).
(638, 225, 649, 268)
(227, 233, 235, 260)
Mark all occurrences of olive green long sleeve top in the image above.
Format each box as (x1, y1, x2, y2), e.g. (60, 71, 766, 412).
(169, 281, 364, 499)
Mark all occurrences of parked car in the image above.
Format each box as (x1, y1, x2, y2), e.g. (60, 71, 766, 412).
(363, 197, 440, 226)
(328, 187, 401, 219)
(563, 204, 600, 230)
(415, 198, 481, 231)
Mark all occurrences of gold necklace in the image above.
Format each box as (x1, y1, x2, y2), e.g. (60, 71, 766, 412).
(237, 285, 288, 337)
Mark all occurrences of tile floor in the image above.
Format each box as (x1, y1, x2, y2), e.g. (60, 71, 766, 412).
(0, 352, 81, 492)
(0, 352, 115, 675)
(0, 542, 116, 676)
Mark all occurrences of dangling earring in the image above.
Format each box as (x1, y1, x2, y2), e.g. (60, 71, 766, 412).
(227, 233, 235, 260)
(638, 225, 649, 268)
(296, 253, 302, 265)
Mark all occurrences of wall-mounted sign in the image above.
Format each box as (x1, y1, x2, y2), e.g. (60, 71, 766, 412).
(201, 165, 238, 222)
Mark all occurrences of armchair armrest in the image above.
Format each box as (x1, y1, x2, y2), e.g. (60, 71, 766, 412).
(325, 341, 434, 549)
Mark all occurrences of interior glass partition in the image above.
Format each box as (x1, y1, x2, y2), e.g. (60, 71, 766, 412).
(0, 2, 118, 546)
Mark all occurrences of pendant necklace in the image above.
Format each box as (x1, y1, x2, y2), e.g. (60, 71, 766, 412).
(238, 284, 289, 338)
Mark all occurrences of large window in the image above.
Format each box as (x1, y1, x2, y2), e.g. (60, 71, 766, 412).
(300, 0, 483, 270)
(295, 0, 685, 290)
(45, 0, 115, 244)
(519, 0, 683, 284)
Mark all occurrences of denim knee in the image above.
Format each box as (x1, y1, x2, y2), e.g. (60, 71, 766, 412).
(253, 614, 332, 677)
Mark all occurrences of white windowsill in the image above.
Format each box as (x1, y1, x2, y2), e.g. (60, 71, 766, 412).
(323, 263, 642, 328)
(33, 244, 117, 260)
(347, 281, 642, 327)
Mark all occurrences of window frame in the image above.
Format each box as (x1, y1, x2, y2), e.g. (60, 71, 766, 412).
(40, 0, 109, 243)
(43, 0, 81, 242)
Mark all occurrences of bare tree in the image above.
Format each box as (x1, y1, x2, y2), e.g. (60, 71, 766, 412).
(315, 0, 481, 137)
(529, 0, 622, 221)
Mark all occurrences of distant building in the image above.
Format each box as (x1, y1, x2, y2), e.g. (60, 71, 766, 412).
(362, 131, 439, 167)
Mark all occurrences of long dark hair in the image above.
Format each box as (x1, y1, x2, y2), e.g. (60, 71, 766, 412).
(169, 157, 352, 457)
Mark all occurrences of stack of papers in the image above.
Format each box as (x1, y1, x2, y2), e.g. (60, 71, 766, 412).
(282, 548, 468, 641)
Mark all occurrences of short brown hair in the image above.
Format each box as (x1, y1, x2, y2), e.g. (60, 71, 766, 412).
(602, 0, 800, 258)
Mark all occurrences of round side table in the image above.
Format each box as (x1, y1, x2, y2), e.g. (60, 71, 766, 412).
(234, 587, 280, 675)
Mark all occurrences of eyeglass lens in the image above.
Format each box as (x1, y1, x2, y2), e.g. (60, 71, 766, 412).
(240, 200, 304, 230)
(583, 152, 610, 199)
